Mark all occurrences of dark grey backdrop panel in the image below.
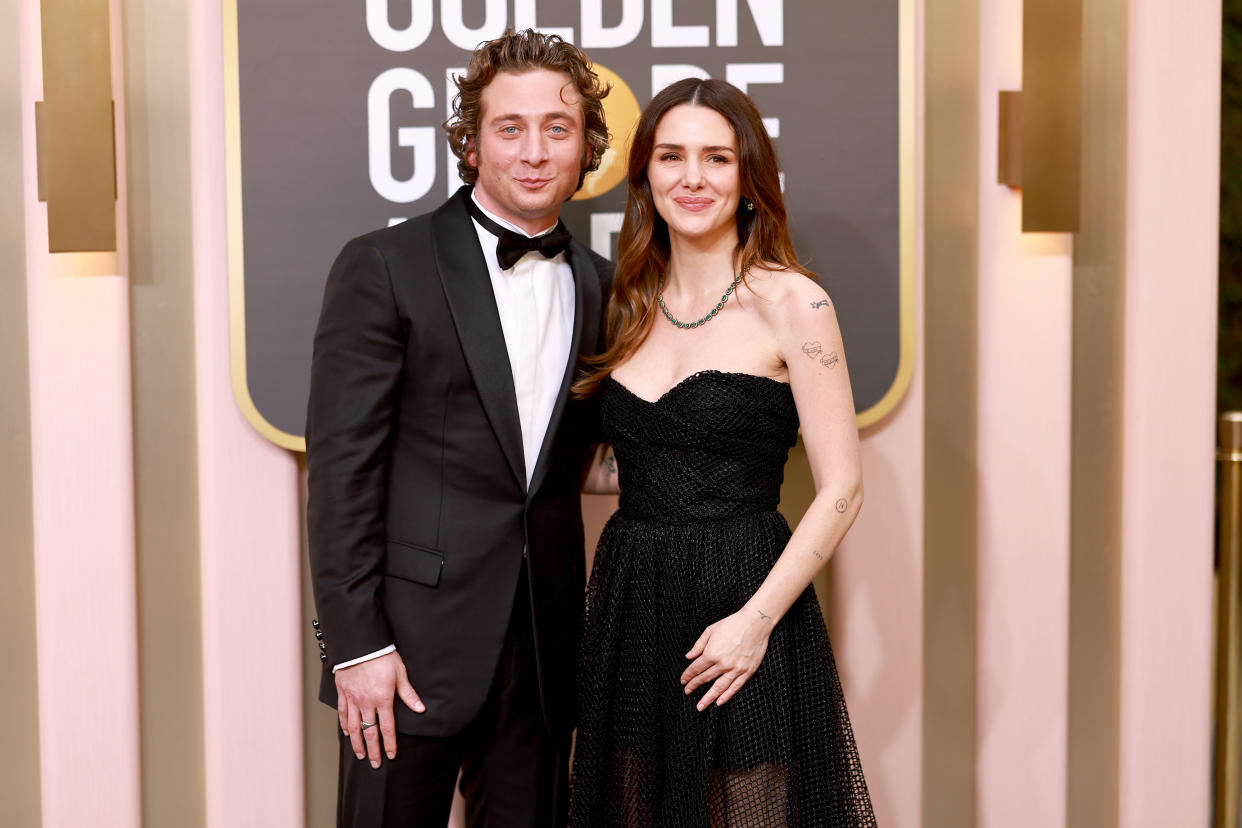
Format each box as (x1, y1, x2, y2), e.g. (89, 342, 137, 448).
(236, 0, 900, 440)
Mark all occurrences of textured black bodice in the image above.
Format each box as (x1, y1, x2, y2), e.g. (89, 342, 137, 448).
(571, 370, 876, 828)
(604, 371, 799, 524)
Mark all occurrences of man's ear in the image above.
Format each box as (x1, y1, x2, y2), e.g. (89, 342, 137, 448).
(465, 136, 477, 168)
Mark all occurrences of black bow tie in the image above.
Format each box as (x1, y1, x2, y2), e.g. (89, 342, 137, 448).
(467, 198, 572, 270)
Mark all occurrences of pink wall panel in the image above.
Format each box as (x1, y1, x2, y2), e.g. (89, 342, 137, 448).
(21, 0, 143, 824)
(974, 3, 1073, 825)
(189, 1, 305, 825)
(834, 371, 925, 828)
(829, 4, 924, 817)
(1118, 2, 1219, 825)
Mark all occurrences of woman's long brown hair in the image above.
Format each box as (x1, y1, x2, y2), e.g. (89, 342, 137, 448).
(572, 78, 814, 398)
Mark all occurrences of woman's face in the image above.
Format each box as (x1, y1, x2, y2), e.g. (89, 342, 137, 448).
(646, 104, 742, 246)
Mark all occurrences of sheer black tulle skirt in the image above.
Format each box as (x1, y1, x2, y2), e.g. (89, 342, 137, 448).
(569, 510, 876, 827)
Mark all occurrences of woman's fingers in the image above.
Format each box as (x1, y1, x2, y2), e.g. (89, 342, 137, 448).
(697, 671, 741, 710)
(712, 671, 754, 707)
(685, 628, 709, 660)
(684, 658, 730, 694)
(681, 655, 715, 690)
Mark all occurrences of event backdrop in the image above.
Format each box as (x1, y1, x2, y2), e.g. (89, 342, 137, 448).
(227, 0, 910, 449)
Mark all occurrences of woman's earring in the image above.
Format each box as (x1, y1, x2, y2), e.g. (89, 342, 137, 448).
(743, 198, 755, 213)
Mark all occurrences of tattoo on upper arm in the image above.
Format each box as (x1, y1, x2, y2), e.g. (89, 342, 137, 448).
(835, 498, 848, 513)
(810, 549, 825, 561)
(810, 299, 831, 309)
(801, 341, 840, 369)
(604, 455, 617, 476)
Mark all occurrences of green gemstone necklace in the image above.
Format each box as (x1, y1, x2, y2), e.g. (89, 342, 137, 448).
(657, 264, 749, 330)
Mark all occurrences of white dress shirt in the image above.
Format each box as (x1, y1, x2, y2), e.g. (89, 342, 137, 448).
(333, 194, 576, 672)
(469, 194, 576, 483)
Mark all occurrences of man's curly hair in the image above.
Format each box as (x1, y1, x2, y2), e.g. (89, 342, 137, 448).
(444, 29, 611, 190)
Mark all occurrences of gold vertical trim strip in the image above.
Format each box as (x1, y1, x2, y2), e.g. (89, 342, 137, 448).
(1065, 1, 1125, 825)
(0, 0, 41, 822)
(997, 91, 1023, 187)
(299, 459, 339, 827)
(1215, 413, 1242, 828)
(36, 0, 118, 251)
(1022, 0, 1083, 232)
(122, 2, 207, 825)
(924, 0, 979, 822)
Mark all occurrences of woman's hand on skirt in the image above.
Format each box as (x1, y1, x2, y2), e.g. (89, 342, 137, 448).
(680, 609, 775, 710)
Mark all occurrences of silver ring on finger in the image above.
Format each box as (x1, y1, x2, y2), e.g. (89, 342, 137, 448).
(360, 720, 376, 730)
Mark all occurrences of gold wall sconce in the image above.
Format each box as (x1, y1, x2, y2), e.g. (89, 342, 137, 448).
(35, 0, 117, 253)
(998, 0, 1082, 233)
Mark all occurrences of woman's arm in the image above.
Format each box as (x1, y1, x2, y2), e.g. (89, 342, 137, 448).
(681, 276, 862, 709)
(582, 442, 621, 495)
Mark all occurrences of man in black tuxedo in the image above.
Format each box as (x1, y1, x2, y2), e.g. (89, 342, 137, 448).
(306, 29, 612, 827)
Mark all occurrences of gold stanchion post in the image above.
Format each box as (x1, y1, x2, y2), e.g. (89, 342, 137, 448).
(1216, 412, 1242, 828)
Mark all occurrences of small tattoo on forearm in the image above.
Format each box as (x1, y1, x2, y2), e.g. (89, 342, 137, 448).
(810, 299, 831, 309)
(810, 549, 825, 561)
(756, 608, 772, 620)
(801, 341, 840, 369)
(835, 498, 848, 513)
(604, 456, 617, 476)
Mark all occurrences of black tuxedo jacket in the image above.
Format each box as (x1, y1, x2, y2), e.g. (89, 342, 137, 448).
(306, 186, 612, 738)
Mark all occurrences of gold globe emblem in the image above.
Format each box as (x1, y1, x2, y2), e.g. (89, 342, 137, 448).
(574, 63, 641, 201)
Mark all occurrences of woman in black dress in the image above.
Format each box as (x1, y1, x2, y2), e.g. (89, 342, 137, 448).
(572, 78, 876, 827)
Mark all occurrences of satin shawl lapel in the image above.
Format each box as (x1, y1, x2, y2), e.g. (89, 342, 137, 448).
(527, 238, 602, 499)
(432, 188, 526, 492)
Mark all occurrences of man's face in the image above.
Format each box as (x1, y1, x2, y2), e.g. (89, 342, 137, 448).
(468, 69, 589, 236)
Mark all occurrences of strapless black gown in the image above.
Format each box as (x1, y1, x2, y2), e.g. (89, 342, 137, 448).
(570, 371, 876, 827)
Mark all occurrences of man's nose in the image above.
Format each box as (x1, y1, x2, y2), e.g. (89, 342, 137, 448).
(519, 131, 550, 165)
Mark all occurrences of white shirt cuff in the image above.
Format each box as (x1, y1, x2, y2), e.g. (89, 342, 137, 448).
(332, 644, 396, 673)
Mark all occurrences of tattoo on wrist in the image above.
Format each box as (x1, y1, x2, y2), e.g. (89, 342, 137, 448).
(810, 549, 825, 561)
(835, 498, 848, 513)
(810, 299, 831, 309)
(801, 341, 840, 369)
(755, 608, 772, 621)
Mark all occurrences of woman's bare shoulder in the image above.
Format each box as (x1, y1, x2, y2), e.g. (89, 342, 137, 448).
(743, 265, 834, 320)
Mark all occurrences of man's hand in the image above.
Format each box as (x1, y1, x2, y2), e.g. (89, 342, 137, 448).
(335, 651, 425, 768)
